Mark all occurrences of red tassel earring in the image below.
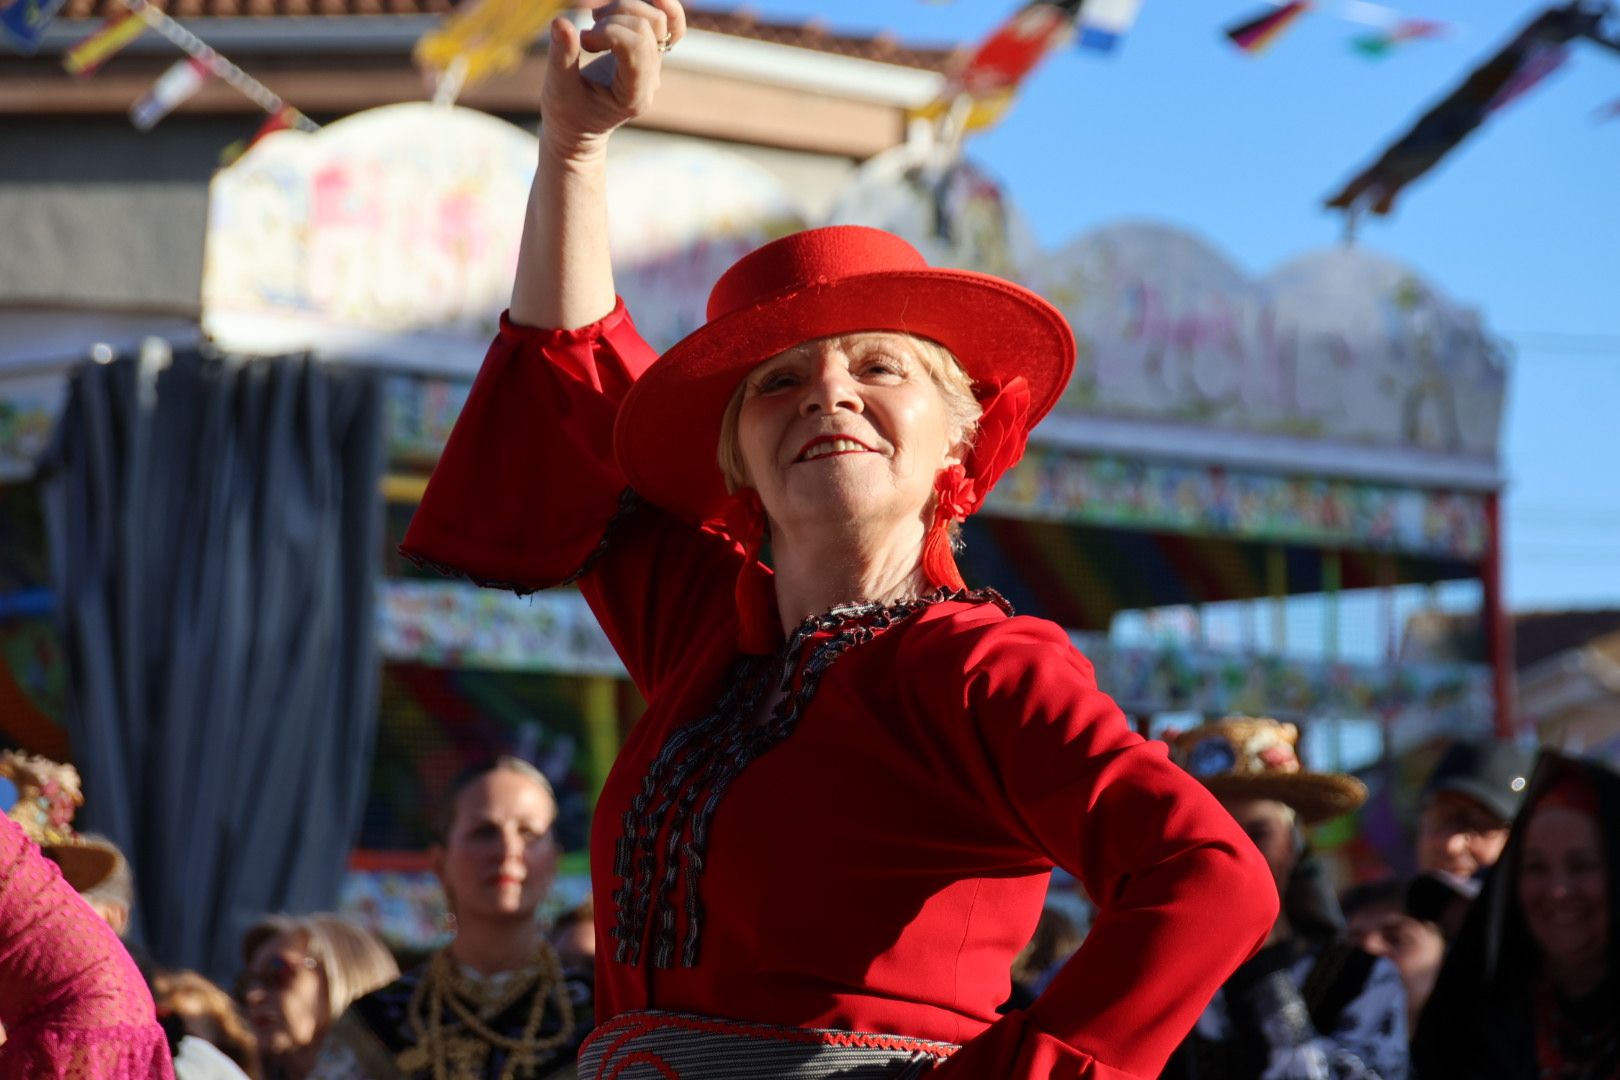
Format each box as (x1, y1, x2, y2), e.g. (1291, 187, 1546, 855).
(922, 464, 975, 591)
(920, 378, 1033, 592)
(719, 488, 780, 653)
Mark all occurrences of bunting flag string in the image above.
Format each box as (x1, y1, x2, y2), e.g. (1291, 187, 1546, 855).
(1325, 3, 1617, 217)
(115, 0, 319, 133)
(1225, 2, 1312, 55)
(62, 8, 145, 77)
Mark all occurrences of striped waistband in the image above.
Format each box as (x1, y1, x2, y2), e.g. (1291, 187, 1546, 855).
(577, 1010, 959, 1079)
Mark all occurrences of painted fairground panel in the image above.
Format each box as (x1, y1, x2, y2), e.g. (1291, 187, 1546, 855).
(0, 375, 67, 483)
(203, 103, 805, 369)
(987, 450, 1489, 561)
(1030, 223, 1508, 462)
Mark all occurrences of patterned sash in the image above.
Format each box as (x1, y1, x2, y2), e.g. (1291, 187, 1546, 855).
(577, 1011, 958, 1079)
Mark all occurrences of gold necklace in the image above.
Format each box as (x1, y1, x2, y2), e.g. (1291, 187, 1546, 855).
(400, 941, 577, 1080)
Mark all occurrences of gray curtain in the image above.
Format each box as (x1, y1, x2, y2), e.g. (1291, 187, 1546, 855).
(38, 344, 384, 982)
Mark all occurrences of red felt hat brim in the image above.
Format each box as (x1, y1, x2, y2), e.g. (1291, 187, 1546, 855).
(614, 267, 1076, 525)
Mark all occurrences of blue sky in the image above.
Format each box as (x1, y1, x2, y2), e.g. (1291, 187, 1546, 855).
(743, 0, 1620, 611)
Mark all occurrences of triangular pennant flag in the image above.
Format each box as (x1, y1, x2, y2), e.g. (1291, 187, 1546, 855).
(1224, 1, 1311, 55)
(0, 0, 67, 51)
(63, 9, 146, 77)
(414, 0, 569, 89)
(913, 0, 1082, 133)
(1351, 33, 1394, 57)
(1352, 16, 1448, 58)
(130, 56, 212, 131)
(218, 104, 299, 166)
(1076, 0, 1144, 54)
(1390, 18, 1449, 43)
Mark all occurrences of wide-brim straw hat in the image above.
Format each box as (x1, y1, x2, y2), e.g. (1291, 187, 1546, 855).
(1171, 717, 1367, 826)
(613, 225, 1076, 525)
(41, 840, 120, 893)
(0, 751, 121, 892)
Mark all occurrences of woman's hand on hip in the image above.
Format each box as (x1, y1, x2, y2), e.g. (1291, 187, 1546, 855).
(541, 0, 687, 161)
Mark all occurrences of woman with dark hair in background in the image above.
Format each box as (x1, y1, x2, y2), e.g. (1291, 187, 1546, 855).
(313, 757, 591, 1080)
(1413, 750, 1618, 1079)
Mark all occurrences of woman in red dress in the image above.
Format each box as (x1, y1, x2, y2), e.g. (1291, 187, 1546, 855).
(401, 3, 1277, 1075)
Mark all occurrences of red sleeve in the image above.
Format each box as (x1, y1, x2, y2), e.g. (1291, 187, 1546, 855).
(929, 616, 1278, 1079)
(400, 303, 744, 699)
(0, 818, 174, 1080)
(400, 300, 657, 589)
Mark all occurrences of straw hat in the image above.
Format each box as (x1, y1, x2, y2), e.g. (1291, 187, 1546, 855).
(1170, 717, 1367, 826)
(0, 751, 120, 892)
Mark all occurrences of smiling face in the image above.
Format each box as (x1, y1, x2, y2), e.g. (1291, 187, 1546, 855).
(434, 767, 560, 925)
(1419, 789, 1511, 879)
(732, 333, 972, 540)
(1518, 804, 1608, 986)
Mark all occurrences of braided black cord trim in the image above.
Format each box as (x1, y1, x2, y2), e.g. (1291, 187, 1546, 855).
(398, 487, 642, 594)
(610, 587, 1013, 969)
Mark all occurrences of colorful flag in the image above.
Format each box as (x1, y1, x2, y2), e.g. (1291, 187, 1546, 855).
(1351, 17, 1448, 59)
(130, 56, 211, 131)
(1224, 2, 1311, 55)
(414, 0, 568, 88)
(954, 0, 1083, 98)
(0, 0, 66, 51)
(1076, 0, 1145, 54)
(912, 0, 1082, 133)
(218, 104, 299, 166)
(63, 10, 146, 76)
(1326, 4, 1599, 217)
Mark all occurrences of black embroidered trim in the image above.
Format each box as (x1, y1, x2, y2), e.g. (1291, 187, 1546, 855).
(610, 587, 1013, 970)
(398, 487, 642, 595)
(561, 488, 642, 586)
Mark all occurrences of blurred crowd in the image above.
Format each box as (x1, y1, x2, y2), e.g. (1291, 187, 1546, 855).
(2, 726, 1613, 1080)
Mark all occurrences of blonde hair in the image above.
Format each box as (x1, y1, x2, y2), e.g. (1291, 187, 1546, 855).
(716, 333, 982, 494)
(240, 913, 400, 1025)
(151, 968, 262, 1079)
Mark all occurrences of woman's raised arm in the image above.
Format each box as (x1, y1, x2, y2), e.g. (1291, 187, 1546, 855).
(512, 0, 687, 329)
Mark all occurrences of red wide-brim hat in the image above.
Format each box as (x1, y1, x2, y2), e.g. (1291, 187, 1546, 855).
(613, 226, 1076, 525)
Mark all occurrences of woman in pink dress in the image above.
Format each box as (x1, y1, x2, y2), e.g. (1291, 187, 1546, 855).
(0, 812, 174, 1078)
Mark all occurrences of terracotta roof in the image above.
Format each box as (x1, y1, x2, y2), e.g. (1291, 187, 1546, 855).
(57, 1, 962, 72)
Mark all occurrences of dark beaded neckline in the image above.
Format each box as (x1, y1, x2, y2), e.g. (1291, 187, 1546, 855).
(609, 586, 1011, 969)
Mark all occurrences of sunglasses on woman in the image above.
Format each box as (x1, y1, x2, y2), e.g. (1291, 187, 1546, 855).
(237, 953, 318, 997)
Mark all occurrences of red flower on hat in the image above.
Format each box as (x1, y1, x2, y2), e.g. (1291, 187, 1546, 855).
(1260, 744, 1298, 770)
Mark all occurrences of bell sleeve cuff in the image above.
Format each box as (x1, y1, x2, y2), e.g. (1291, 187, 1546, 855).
(400, 299, 660, 591)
